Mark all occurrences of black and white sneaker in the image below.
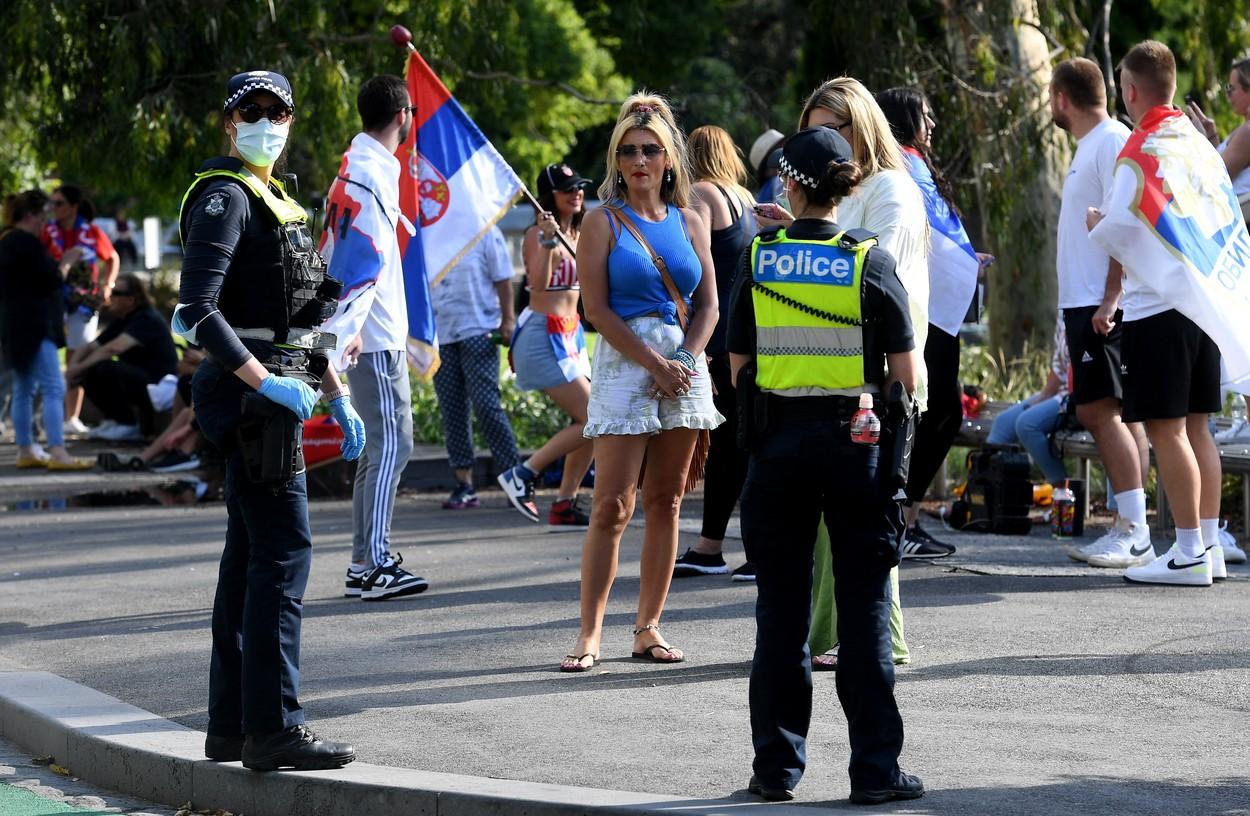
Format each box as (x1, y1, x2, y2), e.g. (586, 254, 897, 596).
(497, 465, 541, 523)
(344, 566, 367, 598)
(731, 562, 757, 582)
(900, 523, 956, 559)
(149, 450, 202, 473)
(361, 553, 429, 601)
(673, 548, 729, 577)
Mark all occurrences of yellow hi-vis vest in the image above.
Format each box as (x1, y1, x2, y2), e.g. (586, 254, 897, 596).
(178, 166, 306, 246)
(750, 228, 874, 396)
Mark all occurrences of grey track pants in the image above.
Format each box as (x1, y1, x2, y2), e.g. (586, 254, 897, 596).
(346, 350, 414, 568)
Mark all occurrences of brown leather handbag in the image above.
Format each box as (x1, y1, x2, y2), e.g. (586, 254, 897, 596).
(605, 205, 710, 494)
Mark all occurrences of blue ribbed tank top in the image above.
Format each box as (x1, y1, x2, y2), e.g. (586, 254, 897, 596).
(606, 203, 702, 324)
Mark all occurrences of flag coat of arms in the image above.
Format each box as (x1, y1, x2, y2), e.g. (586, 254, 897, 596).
(901, 146, 979, 336)
(1090, 106, 1250, 390)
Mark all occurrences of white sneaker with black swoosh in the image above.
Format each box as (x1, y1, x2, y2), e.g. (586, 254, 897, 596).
(1086, 519, 1154, 568)
(1218, 521, 1247, 564)
(361, 553, 430, 601)
(1207, 542, 1227, 581)
(1122, 545, 1212, 587)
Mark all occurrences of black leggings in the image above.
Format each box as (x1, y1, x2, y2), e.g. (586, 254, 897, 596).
(904, 326, 962, 504)
(701, 355, 750, 541)
(84, 360, 157, 433)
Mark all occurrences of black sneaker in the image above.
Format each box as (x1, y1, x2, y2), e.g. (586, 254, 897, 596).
(149, 450, 202, 473)
(900, 523, 956, 559)
(241, 724, 355, 772)
(361, 553, 429, 601)
(442, 482, 480, 509)
(850, 770, 924, 804)
(549, 496, 591, 528)
(748, 774, 796, 802)
(344, 566, 367, 598)
(731, 562, 757, 582)
(673, 548, 729, 577)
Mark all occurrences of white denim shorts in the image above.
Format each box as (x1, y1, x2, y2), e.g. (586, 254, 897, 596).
(584, 315, 724, 438)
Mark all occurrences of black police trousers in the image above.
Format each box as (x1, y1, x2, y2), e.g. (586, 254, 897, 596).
(192, 359, 313, 738)
(740, 405, 906, 792)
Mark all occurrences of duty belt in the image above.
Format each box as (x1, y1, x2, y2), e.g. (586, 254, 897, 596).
(233, 327, 337, 351)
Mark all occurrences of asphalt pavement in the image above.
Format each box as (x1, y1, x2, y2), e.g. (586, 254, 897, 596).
(0, 488, 1248, 815)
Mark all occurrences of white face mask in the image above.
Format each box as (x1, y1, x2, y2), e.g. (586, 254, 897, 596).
(231, 119, 290, 168)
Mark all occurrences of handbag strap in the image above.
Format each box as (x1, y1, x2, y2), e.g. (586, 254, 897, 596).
(605, 205, 690, 331)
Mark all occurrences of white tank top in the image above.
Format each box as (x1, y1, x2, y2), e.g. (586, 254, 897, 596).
(1219, 131, 1250, 200)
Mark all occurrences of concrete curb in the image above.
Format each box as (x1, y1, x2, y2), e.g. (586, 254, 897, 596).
(0, 671, 817, 815)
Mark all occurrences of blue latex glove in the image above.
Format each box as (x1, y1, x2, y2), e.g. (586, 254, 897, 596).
(329, 395, 366, 461)
(257, 374, 317, 420)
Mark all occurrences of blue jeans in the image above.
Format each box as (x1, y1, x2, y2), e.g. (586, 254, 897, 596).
(987, 396, 1066, 484)
(193, 360, 313, 737)
(12, 339, 65, 448)
(740, 402, 905, 792)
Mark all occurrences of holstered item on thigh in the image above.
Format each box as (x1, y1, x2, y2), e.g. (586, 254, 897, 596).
(236, 393, 305, 485)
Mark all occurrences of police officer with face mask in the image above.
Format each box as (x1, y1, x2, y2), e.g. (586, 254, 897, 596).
(175, 70, 365, 772)
(727, 127, 924, 805)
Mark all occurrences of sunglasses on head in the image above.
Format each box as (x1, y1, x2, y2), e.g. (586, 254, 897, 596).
(234, 102, 294, 125)
(616, 144, 666, 159)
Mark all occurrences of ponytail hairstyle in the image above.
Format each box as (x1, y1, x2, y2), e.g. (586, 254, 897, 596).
(598, 91, 693, 208)
(877, 87, 957, 212)
(53, 184, 95, 222)
(791, 160, 865, 209)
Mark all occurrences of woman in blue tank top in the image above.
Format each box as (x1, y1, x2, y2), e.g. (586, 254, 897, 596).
(558, 93, 723, 672)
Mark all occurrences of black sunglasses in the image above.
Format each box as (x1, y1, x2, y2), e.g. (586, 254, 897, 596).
(616, 144, 666, 159)
(111, 289, 134, 297)
(397, 105, 417, 116)
(235, 102, 294, 125)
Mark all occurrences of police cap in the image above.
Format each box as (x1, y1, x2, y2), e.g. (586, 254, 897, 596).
(779, 127, 853, 189)
(223, 70, 295, 112)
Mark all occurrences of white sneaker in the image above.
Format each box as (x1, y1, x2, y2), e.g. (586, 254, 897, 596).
(1213, 418, 1250, 444)
(1087, 519, 1155, 568)
(86, 419, 119, 439)
(1123, 545, 1212, 587)
(95, 423, 142, 441)
(65, 417, 91, 435)
(1218, 522, 1247, 564)
(1063, 538, 1103, 563)
(1207, 543, 1227, 581)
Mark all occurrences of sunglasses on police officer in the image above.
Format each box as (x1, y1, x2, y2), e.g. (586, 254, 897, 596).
(234, 102, 294, 125)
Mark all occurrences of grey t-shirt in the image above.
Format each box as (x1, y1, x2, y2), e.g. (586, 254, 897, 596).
(430, 227, 513, 344)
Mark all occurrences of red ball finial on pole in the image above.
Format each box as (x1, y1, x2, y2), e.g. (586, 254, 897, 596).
(390, 25, 416, 52)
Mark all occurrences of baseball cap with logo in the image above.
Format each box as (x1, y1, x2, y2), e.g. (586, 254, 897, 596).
(223, 70, 295, 112)
(537, 163, 592, 197)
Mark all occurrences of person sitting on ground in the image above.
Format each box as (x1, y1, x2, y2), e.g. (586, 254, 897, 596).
(0, 189, 93, 470)
(986, 319, 1071, 487)
(101, 345, 206, 473)
(67, 273, 178, 441)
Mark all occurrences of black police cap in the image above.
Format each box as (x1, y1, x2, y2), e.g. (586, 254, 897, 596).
(223, 70, 295, 112)
(779, 127, 854, 189)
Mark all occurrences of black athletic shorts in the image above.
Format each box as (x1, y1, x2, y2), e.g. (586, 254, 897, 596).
(1063, 305, 1124, 405)
(1121, 309, 1221, 422)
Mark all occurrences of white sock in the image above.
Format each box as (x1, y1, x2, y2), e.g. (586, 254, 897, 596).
(1114, 488, 1147, 529)
(1199, 519, 1220, 551)
(1175, 527, 1205, 559)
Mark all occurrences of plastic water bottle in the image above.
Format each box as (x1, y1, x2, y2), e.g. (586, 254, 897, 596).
(1051, 479, 1075, 539)
(849, 393, 881, 445)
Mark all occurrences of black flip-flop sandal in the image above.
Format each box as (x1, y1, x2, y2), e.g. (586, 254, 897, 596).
(631, 643, 685, 663)
(560, 653, 598, 672)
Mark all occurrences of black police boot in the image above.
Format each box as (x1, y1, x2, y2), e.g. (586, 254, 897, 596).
(204, 734, 244, 762)
(849, 770, 925, 805)
(748, 774, 796, 801)
(241, 725, 355, 772)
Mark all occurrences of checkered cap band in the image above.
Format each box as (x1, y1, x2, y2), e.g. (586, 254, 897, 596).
(779, 154, 818, 189)
(223, 76, 294, 112)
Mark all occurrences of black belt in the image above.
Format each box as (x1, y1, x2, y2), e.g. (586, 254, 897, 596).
(767, 393, 879, 420)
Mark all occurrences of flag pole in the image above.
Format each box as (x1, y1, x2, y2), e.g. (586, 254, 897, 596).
(390, 24, 576, 257)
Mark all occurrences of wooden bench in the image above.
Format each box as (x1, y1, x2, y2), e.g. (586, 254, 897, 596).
(951, 405, 1250, 531)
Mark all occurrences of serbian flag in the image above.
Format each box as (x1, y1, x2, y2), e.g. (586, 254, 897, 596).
(1090, 106, 1250, 391)
(400, 50, 524, 294)
(901, 146, 979, 337)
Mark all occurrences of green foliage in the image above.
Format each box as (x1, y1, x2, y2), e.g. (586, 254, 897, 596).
(959, 339, 1051, 404)
(0, 0, 627, 213)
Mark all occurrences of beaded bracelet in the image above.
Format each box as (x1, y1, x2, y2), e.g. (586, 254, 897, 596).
(670, 347, 697, 370)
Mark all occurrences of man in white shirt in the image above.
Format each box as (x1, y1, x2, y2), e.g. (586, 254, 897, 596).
(1050, 57, 1153, 568)
(321, 75, 428, 602)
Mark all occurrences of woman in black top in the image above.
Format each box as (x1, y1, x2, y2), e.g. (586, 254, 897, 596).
(0, 191, 92, 470)
(673, 125, 759, 581)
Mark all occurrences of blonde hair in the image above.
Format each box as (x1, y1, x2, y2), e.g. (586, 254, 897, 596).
(688, 125, 753, 204)
(597, 91, 692, 208)
(799, 77, 905, 177)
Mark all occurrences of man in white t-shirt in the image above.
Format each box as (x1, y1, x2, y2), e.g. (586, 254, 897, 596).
(321, 76, 428, 602)
(430, 226, 525, 512)
(1050, 57, 1153, 568)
